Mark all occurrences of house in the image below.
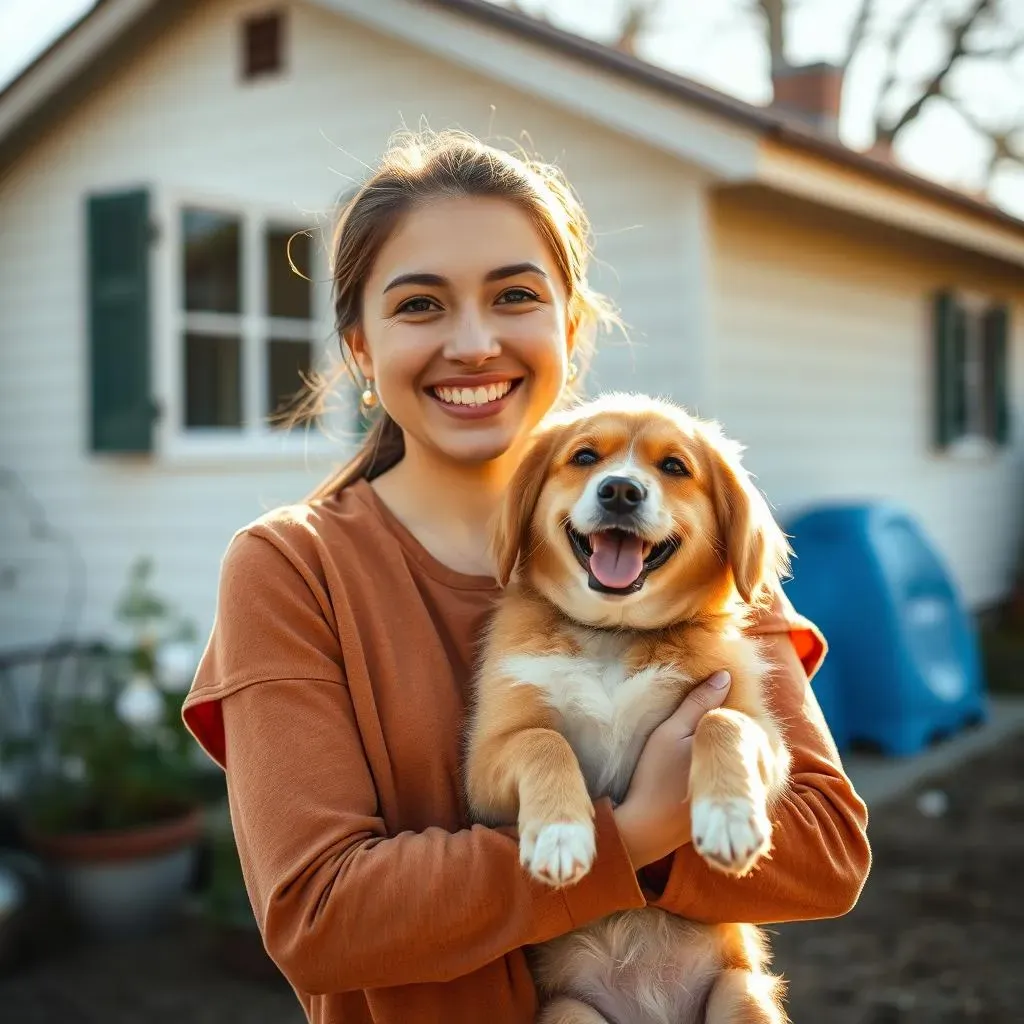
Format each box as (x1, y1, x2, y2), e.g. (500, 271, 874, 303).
(1, 0, 1021, 653)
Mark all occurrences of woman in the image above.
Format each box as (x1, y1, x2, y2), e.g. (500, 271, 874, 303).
(183, 130, 870, 1024)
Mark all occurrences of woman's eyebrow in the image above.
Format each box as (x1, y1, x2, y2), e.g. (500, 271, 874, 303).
(383, 272, 446, 294)
(485, 262, 549, 282)
(382, 262, 549, 294)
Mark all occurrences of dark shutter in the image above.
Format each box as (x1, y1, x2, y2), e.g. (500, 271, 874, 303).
(933, 290, 967, 449)
(982, 303, 1011, 446)
(87, 190, 155, 453)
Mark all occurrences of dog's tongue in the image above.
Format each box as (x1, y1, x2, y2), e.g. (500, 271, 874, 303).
(589, 531, 645, 589)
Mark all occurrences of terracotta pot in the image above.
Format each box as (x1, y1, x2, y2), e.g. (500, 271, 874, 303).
(26, 808, 204, 940)
(27, 808, 203, 863)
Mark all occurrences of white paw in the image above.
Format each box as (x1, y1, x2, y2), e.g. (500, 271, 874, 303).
(519, 821, 596, 887)
(691, 796, 771, 876)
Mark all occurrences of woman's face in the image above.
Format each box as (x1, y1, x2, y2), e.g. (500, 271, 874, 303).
(349, 196, 575, 467)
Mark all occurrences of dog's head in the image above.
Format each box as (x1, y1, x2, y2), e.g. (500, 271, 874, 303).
(493, 394, 790, 629)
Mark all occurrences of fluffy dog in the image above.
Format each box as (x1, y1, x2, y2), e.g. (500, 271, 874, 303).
(464, 394, 793, 1024)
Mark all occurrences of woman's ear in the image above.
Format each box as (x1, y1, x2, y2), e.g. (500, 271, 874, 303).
(707, 432, 791, 606)
(345, 326, 374, 381)
(491, 427, 562, 587)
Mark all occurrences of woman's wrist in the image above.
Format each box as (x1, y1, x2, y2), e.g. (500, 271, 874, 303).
(612, 799, 692, 870)
(613, 800, 661, 869)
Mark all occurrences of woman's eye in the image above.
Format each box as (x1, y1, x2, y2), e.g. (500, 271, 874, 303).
(496, 287, 539, 305)
(570, 448, 600, 466)
(660, 456, 690, 477)
(397, 296, 439, 315)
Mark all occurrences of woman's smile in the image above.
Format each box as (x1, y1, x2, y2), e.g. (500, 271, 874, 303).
(426, 374, 525, 419)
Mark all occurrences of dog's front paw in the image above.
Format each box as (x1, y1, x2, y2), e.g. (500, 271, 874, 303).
(691, 795, 771, 876)
(519, 821, 596, 887)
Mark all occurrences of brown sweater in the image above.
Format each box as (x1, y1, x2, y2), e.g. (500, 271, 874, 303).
(183, 479, 870, 1024)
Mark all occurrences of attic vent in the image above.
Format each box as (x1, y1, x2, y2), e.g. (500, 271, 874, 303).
(242, 12, 284, 80)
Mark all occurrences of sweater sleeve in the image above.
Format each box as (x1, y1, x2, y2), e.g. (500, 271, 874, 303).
(642, 591, 872, 924)
(182, 530, 645, 996)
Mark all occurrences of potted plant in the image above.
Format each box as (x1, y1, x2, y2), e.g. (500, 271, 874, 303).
(2, 557, 212, 940)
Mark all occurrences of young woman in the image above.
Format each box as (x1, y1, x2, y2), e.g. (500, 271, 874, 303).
(183, 130, 870, 1024)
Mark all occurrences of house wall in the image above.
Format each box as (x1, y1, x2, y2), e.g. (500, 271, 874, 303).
(0, 0, 707, 649)
(710, 188, 1024, 609)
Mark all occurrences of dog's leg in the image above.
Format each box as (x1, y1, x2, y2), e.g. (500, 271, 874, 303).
(689, 709, 786, 876)
(504, 726, 596, 887)
(538, 996, 614, 1024)
(466, 689, 596, 889)
(703, 969, 787, 1024)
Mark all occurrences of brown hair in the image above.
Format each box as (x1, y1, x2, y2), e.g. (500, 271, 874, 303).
(301, 128, 617, 502)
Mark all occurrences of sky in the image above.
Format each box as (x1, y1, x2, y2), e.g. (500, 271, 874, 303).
(0, 0, 1021, 216)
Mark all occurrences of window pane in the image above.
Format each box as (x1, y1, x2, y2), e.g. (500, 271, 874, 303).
(183, 209, 241, 313)
(266, 227, 312, 319)
(185, 333, 242, 427)
(267, 338, 313, 428)
(243, 12, 283, 80)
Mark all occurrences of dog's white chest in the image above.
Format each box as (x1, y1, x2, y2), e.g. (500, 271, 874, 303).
(501, 643, 688, 804)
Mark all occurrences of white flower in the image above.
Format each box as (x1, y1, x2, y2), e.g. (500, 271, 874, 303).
(115, 673, 165, 729)
(155, 640, 198, 693)
(61, 756, 87, 782)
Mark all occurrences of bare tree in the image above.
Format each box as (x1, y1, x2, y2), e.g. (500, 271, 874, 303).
(598, 0, 1024, 195)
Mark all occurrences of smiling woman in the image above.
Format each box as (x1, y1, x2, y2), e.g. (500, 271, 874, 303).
(181, 128, 870, 1024)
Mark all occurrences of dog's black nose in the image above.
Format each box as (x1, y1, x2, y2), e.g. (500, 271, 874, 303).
(597, 476, 647, 513)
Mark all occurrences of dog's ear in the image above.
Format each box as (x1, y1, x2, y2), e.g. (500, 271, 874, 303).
(491, 426, 564, 587)
(707, 431, 791, 605)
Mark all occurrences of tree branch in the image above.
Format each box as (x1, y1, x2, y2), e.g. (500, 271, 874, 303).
(946, 95, 1024, 187)
(964, 33, 1024, 60)
(878, 0, 994, 142)
(872, 0, 927, 137)
(756, 0, 788, 71)
(842, 0, 875, 71)
(612, 0, 661, 55)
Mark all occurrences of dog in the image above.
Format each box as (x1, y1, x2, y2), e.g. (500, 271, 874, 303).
(464, 393, 793, 1024)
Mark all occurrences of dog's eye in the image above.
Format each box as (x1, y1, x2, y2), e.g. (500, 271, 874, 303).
(570, 448, 600, 467)
(660, 456, 690, 477)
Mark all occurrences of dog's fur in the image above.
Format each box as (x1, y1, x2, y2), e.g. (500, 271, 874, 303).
(464, 394, 793, 1024)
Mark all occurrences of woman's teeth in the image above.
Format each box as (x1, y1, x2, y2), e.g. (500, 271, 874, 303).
(432, 380, 514, 406)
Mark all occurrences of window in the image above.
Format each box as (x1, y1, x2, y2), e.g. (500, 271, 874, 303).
(242, 12, 284, 80)
(933, 290, 1011, 452)
(177, 204, 318, 439)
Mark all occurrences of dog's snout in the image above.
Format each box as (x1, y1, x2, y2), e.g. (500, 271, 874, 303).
(597, 476, 647, 514)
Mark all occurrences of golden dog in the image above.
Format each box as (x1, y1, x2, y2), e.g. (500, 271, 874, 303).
(464, 394, 793, 1024)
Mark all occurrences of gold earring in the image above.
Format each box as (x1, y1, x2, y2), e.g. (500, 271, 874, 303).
(360, 380, 378, 411)
(567, 361, 579, 383)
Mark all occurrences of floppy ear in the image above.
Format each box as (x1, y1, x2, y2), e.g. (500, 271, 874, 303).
(708, 434, 791, 605)
(491, 426, 563, 587)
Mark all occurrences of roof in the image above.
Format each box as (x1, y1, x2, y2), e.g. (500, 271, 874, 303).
(427, 0, 1024, 237)
(1, 0, 1022, 240)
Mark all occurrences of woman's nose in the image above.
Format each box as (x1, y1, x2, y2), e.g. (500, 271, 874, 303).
(443, 310, 501, 365)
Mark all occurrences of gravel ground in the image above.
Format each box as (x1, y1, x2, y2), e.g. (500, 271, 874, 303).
(773, 730, 1024, 1023)
(4, 732, 1020, 1023)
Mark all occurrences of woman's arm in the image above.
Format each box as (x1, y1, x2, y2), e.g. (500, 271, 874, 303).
(184, 530, 645, 996)
(641, 630, 871, 924)
(219, 679, 645, 994)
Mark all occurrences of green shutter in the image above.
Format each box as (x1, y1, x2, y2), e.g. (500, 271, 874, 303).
(934, 290, 967, 449)
(982, 303, 1011, 446)
(87, 189, 155, 453)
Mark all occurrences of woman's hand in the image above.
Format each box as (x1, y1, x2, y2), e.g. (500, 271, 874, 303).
(612, 671, 732, 870)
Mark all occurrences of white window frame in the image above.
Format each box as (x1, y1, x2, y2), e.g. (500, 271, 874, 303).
(152, 187, 345, 465)
(945, 289, 999, 460)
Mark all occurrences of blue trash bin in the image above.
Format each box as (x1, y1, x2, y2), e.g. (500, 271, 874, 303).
(782, 502, 987, 757)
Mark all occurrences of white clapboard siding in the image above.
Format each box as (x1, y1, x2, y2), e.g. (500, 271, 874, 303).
(711, 191, 1024, 609)
(0, 0, 708, 648)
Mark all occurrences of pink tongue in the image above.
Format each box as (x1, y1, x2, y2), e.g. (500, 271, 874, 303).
(589, 531, 645, 589)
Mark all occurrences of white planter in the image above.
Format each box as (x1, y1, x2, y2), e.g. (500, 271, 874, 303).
(28, 809, 203, 940)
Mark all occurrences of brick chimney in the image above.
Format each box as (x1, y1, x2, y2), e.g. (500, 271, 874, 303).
(771, 62, 844, 137)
